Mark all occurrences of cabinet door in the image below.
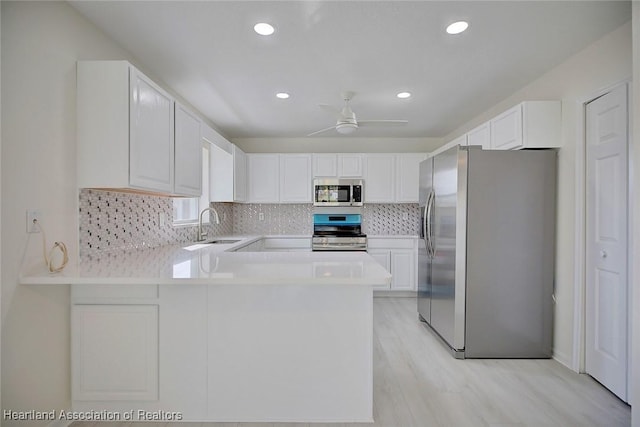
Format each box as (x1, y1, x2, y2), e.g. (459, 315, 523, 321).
(129, 67, 174, 193)
(391, 250, 416, 291)
(467, 123, 491, 149)
(209, 143, 234, 202)
(338, 154, 363, 177)
(490, 105, 523, 150)
(72, 304, 159, 401)
(233, 145, 247, 202)
(174, 104, 202, 196)
(396, 154, 427, 203)
(313, 154, 338, 177)
(247, 154, 280, 203)
(368, 250, 391, 290)
(280, 154, 312, 203)
(364, 155, 395, 202)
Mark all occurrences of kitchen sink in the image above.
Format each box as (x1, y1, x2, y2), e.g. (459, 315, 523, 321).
(182, 239, 242, 251)
(204, 239, 241, 244)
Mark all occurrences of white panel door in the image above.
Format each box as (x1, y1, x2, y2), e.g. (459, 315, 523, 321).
(391, 250, 415, 291)
(72, 304, 159, 401)
(368, 250, 391, 291)
(312, 154, 338, 177)
(396, 154, 427, 203)
(174, 103, 202, 196)
(280, 154, 312, 203)
(585, 84, 628, 401)
(364, 154, 395, 202)
(129, 67, 174, 192)
(247, 154, 280, 202)
(233, 145, 247, 202)
(467, 123, 491, 149)
(490, 105, 523, 150)
(338, 154, 363, 177)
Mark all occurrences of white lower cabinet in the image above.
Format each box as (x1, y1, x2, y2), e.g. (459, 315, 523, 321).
(367, 237, 417, 292)
(367, 250, 392, 290)
(71, 284, 208, 418)
(72, 304, 159, 401)
(390, 250, 415, 291)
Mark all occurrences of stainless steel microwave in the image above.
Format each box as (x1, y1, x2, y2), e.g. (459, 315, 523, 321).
(313, 179, 363, 207)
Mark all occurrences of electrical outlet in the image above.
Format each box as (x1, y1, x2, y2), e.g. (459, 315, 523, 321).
(26, 210, 41, 233)
(259, 212, 265, 221)
(159, 212, 166, 227)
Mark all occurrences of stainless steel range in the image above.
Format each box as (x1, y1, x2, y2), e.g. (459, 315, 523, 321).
(312, 213, 367, 251)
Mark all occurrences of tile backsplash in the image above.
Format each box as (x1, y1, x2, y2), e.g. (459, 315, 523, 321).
(79, 189, 419, 256)
(78, 189, 232, 256)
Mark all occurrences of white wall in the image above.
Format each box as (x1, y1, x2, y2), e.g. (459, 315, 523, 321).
(232, 137, 442, 153)
(631, 3, 639, 426)
(443, 22, 633, 367)
(0, 2, 138, 423)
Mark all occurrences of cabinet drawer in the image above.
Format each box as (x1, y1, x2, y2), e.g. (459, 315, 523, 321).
(72, 284, 159, 300)
(263, 238, 312, 250)
(367, 238, 416, 250)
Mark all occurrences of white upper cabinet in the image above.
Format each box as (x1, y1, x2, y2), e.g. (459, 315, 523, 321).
(77, 60, 203, 196)
(466, 123, 490, 148)
(312, 154, 338, 177)
(280, 154, 312, 203)
(489, 101, 561, 150)
(129, 67, 175, 193)
(312, 153, 363, 178)
(204, 124, 235, 202)
(233, 145, 247, 202)
(490, 105, 523, 150)
(338, 154, 364, 177)
(174, 103, 202, 196)
(247, 154, 280, 203)
(364, 154, 395, 203)
(395, 153, 428, 203)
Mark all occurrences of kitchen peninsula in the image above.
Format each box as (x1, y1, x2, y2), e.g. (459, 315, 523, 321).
(21, 237, 390, 423)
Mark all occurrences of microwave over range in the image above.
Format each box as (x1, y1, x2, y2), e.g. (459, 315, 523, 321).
(313, 179, 363, 207)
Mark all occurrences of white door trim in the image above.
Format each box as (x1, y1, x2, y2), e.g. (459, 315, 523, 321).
(572, 78, 633, 378)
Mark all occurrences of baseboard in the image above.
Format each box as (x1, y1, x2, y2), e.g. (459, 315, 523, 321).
(552, 349, 574, 372)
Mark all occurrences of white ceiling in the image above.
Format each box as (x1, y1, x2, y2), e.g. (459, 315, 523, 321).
(70, 1, 631, 139)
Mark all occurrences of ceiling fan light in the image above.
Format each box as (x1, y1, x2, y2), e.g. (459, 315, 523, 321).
(336, 123, 357, 134)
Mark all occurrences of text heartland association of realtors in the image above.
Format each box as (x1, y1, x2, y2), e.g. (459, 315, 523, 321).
(3, 409, 183, 421)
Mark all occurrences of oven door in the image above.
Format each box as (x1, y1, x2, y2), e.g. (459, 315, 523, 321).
(314, 184, 353, 206)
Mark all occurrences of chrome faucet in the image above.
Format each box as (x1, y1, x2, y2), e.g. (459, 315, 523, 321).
(198, 206, 221, 241)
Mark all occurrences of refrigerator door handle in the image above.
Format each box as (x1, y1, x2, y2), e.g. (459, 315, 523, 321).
(422, 193, 429, 253)
(425, 190, 435, 257)
(429, 190, 436, 257)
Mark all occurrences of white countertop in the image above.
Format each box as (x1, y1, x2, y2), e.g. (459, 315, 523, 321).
(20, 235, 391, 286)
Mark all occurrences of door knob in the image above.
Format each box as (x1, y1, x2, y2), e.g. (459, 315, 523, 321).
(600, 250, 608, 259)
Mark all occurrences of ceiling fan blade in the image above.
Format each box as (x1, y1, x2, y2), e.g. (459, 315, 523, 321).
(357, 120, 409, 127)
(307, 125, 338, 137)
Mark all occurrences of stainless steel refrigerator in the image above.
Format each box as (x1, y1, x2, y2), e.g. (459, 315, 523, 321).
(418, 146, 556, 358)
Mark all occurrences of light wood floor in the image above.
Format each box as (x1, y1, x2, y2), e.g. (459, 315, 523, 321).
(75, 297, 630, 427)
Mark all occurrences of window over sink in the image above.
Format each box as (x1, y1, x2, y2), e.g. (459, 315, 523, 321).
(173, 144, 210, 225)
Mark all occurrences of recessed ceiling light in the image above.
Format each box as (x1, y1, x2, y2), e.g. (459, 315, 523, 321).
(254, 22, 275, 36)
(397, 92, 412, 99)
(446, 21, 469, 35)
(276, 92, 290, 99)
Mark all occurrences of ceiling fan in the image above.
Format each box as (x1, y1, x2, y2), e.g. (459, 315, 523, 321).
(307, 91, 408, 136)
